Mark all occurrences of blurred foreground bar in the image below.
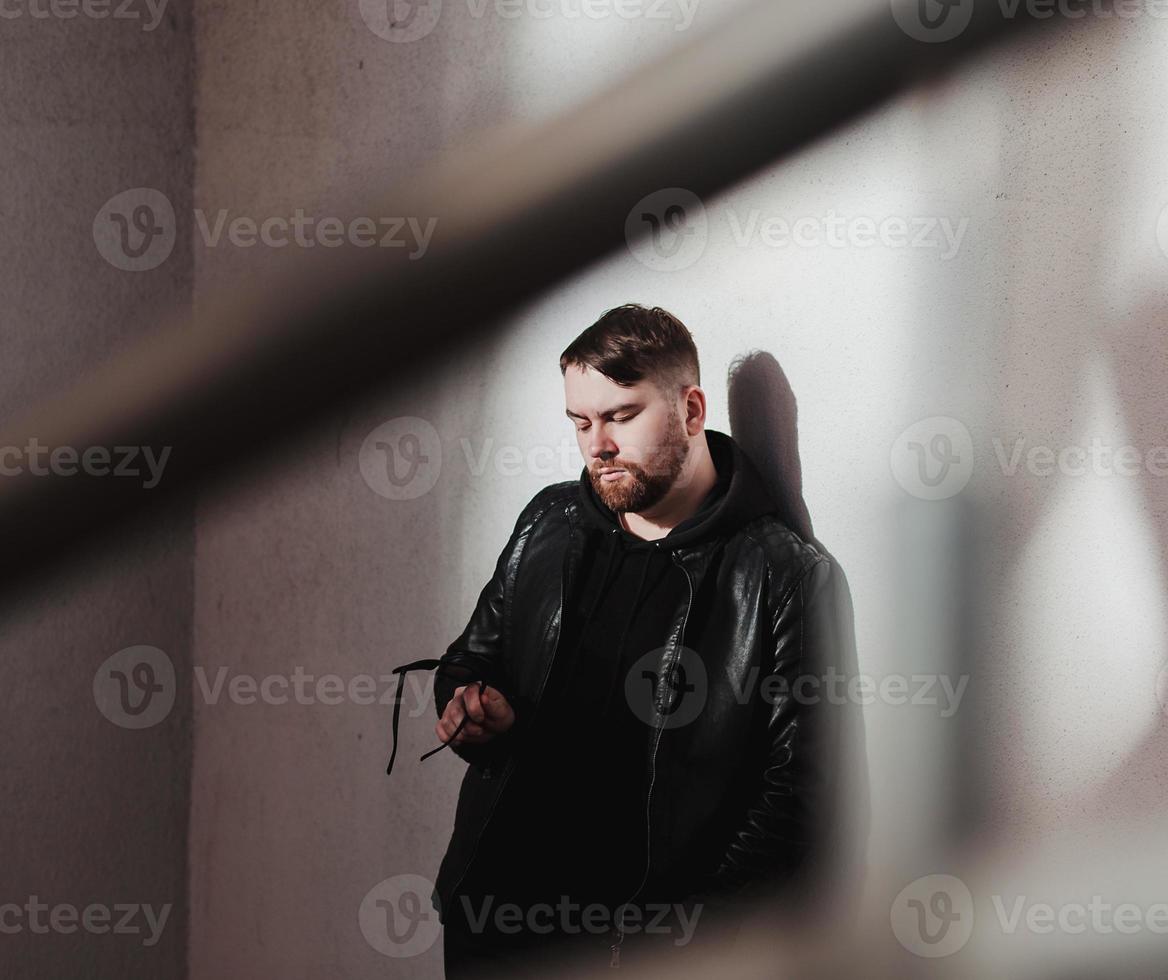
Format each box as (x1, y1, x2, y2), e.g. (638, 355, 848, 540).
(0, 0, 1071, 590)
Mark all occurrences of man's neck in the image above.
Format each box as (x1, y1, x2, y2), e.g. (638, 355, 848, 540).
(620, 435, 719, 542)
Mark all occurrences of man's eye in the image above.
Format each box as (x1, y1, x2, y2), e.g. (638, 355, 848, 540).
(614, 416, 633, 423)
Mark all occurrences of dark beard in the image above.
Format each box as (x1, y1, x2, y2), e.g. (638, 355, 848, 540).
(589, 415, 690, 515)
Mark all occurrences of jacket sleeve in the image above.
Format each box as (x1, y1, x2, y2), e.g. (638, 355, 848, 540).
(689, 554, 852, 912)
(431, 490, 548, 773)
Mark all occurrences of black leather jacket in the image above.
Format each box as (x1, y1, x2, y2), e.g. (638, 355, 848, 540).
(400, 429, 860, 957)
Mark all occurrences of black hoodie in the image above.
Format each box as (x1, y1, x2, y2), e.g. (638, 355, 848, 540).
(458, 430, 746, 920)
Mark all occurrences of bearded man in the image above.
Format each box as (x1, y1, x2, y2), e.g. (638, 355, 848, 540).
(387, 303, 860, 978)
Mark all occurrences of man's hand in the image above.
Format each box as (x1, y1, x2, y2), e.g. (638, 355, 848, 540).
(435, 684, 515, 746)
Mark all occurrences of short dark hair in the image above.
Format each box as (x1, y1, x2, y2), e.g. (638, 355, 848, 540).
(559, 303, 700, 397)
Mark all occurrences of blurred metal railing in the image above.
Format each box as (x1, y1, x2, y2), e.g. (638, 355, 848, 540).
(0, 0, 1066, 590)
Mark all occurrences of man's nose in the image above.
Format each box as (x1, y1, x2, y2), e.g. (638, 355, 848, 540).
(588, 429, 618, 461)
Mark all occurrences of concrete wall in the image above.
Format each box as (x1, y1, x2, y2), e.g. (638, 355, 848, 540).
(0, 2, 195, 978)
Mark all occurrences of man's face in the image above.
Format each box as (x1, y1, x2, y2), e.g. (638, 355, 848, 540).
(564, 364, 691, 514)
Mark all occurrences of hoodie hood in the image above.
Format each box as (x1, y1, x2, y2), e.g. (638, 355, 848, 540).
(568, 430, 780, 688)
(577, 428, 777, 551)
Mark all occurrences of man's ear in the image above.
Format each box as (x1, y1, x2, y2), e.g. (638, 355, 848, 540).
(683, 385, 706, 434)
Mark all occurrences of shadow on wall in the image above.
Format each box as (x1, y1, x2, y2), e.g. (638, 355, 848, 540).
(726, 352, 817, 550)
(724, 349, 872, 919)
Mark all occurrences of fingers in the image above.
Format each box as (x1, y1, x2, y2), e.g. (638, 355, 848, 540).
(435, 715, 487, 745)
(481, 686, 516, 731)
(440, 705, 485, 740)
(462, 684, 486, 724)
(435, 688, 489, 745)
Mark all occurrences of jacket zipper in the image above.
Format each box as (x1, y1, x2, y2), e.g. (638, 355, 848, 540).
(444, 537, 571, 911)
(609, 551, 694, 968)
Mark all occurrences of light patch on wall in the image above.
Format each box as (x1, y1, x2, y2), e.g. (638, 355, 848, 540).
(500, 0, 741, 120)
(1007, 356, 1167, 817)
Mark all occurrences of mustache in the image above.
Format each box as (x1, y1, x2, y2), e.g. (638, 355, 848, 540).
(591, 462, 639, 475)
